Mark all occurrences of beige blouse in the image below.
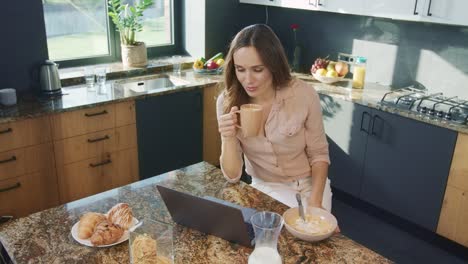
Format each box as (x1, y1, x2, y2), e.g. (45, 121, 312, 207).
(216, 78, 330, 183)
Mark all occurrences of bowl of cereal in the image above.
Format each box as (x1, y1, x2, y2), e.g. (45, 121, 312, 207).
(283, 207, 337, 242)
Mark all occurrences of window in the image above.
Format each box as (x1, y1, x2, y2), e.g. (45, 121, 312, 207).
(42, 0, 176, 67)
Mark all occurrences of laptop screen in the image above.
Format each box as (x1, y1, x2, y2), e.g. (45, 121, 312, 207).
(156, 185, 255, 247)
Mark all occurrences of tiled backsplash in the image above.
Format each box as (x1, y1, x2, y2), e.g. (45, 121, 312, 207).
(265, 7, 468, 98)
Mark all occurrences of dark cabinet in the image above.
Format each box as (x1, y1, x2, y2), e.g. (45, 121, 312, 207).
(320, 95, 457, 231)
(320, 95, 368, 197)
(361, 108, 457, 231)
(136, 90, 203, 179)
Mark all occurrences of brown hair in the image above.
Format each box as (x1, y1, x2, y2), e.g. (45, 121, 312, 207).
(222, 24, 292, 114)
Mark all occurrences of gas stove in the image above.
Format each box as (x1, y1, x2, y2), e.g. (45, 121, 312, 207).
(380, 88, 468, 126)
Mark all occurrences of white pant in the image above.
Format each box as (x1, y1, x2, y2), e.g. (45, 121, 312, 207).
(251, 177, 333, 212)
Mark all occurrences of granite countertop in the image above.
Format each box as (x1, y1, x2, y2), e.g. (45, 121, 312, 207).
(0, 162, 391, 264)
(1, 68, 466, 134)
(296, 74, 468, 134)
(0, 70, 222, 124)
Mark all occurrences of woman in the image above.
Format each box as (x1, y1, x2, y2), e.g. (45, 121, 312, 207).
(217, 24, 332, 212)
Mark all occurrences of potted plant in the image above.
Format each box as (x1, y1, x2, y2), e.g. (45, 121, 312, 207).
(108, 0, 154, 67)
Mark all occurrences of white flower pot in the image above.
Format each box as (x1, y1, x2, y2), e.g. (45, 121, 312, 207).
(121, 42, 148, 68)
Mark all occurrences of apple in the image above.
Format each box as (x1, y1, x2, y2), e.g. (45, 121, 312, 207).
(334, 62, 349, 77)
(326, 62, 336, 72)
(206, 61, 219, 70)
(216, 58, 225, 67)
(326, 70, 338, 78)
(316, 68, 327, 76)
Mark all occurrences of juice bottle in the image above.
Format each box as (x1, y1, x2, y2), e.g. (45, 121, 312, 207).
(352, 57, 367, 89)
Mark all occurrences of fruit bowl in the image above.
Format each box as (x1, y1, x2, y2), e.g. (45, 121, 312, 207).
(193, 66, 223, 75)
(312, 72, 345, 84)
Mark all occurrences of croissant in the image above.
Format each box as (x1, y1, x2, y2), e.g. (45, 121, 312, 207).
(131, 234, 158, 264)
(107, 203, 134, 229)
(77, 212, 106, 239)
(90, 219, 124, 246)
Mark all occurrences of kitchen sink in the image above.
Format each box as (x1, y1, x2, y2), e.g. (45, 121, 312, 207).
(114, 74, 190, 95)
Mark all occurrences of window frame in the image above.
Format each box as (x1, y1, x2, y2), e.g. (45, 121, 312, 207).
(53, 0, 180, 68)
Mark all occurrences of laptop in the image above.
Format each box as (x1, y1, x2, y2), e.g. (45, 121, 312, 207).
(156, 185, 256, 247)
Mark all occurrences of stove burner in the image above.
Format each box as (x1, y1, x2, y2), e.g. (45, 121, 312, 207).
(380, 88, 467, 127)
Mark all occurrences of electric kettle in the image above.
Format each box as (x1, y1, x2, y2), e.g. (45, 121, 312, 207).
(39, 60, 62, 94)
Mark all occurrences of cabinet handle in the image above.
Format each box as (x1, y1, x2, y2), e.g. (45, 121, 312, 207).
(360, 112, 371, 134)
(317, 0, 323, 6)
(84, 110, 108, 117)
(413, 0, 419, 15)
(0, 156, 16, 164)
(0, 183, 21, 193)
(87, 135, 110, 143)
(0, 128, 12, 134)
(89, 159, 112, 168)
(371, 115, 383, 136)
(427, 0, 432, 16)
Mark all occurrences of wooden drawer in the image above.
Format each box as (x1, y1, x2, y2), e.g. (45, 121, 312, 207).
(54, 128, 117, 165)
(0, 116, 51, 152)
(0, 168, 59, 218)
(53, 124, 137, 165)
(57, 148, 139, 203)
(0, 143, 54, 181)
(115, 100, 136, 127)
(50, 104, 115, 140)
(0, 149, 25, 181)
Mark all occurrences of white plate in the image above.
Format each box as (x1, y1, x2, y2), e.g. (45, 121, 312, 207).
(71, 217, 138, 247)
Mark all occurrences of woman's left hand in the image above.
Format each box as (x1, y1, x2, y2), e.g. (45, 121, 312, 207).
(307, 199, 341, 234)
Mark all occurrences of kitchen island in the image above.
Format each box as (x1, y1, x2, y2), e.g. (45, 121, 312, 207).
(0, 162, 390, 264)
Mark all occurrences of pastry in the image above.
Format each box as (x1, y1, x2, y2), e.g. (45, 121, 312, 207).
(131, 234, 158, 264)
(107, 203, 134, 229)
(77, 212, 106, 239)
(90, 219, 124, 246)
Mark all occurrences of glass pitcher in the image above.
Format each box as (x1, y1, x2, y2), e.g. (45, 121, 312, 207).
(248, 211, 284, 264)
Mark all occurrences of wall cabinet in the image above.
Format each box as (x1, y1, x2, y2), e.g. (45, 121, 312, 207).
(364, 0, 425, 22)
(0, 117, 58, 218)
(240, 0, 468, 26)
(136, 89, 203, 179)
(320, 95, 457, 231)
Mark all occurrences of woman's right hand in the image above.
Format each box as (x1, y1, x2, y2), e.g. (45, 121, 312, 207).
(218, 106, 239, 139)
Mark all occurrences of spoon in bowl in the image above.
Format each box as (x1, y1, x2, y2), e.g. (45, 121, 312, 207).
(295, 193, 306, 222)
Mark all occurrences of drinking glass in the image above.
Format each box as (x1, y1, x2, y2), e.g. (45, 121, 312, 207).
(248, 211, 284, 264)
(172, 55, 182, 73)
(95, 67, 107, 85)
(83, 67, 95, 91)
(129, 219, 174, 264)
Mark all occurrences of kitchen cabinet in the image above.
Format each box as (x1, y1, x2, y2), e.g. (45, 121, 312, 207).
(320, 95, 457, 231)
(360, 108, 456, 231)
(240, 0, 468, 27)
(53, 101, 139, 203)
(136, 89, 203, 179)
(418, 0, 468, 26)
(0, 117, 58, 218)
(203, 84, 221, 166)
(437, 133, 468, 247)
(320, 95, 368, 197)
(364, 0, 425, 22)
(312, 0, 365, 16)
